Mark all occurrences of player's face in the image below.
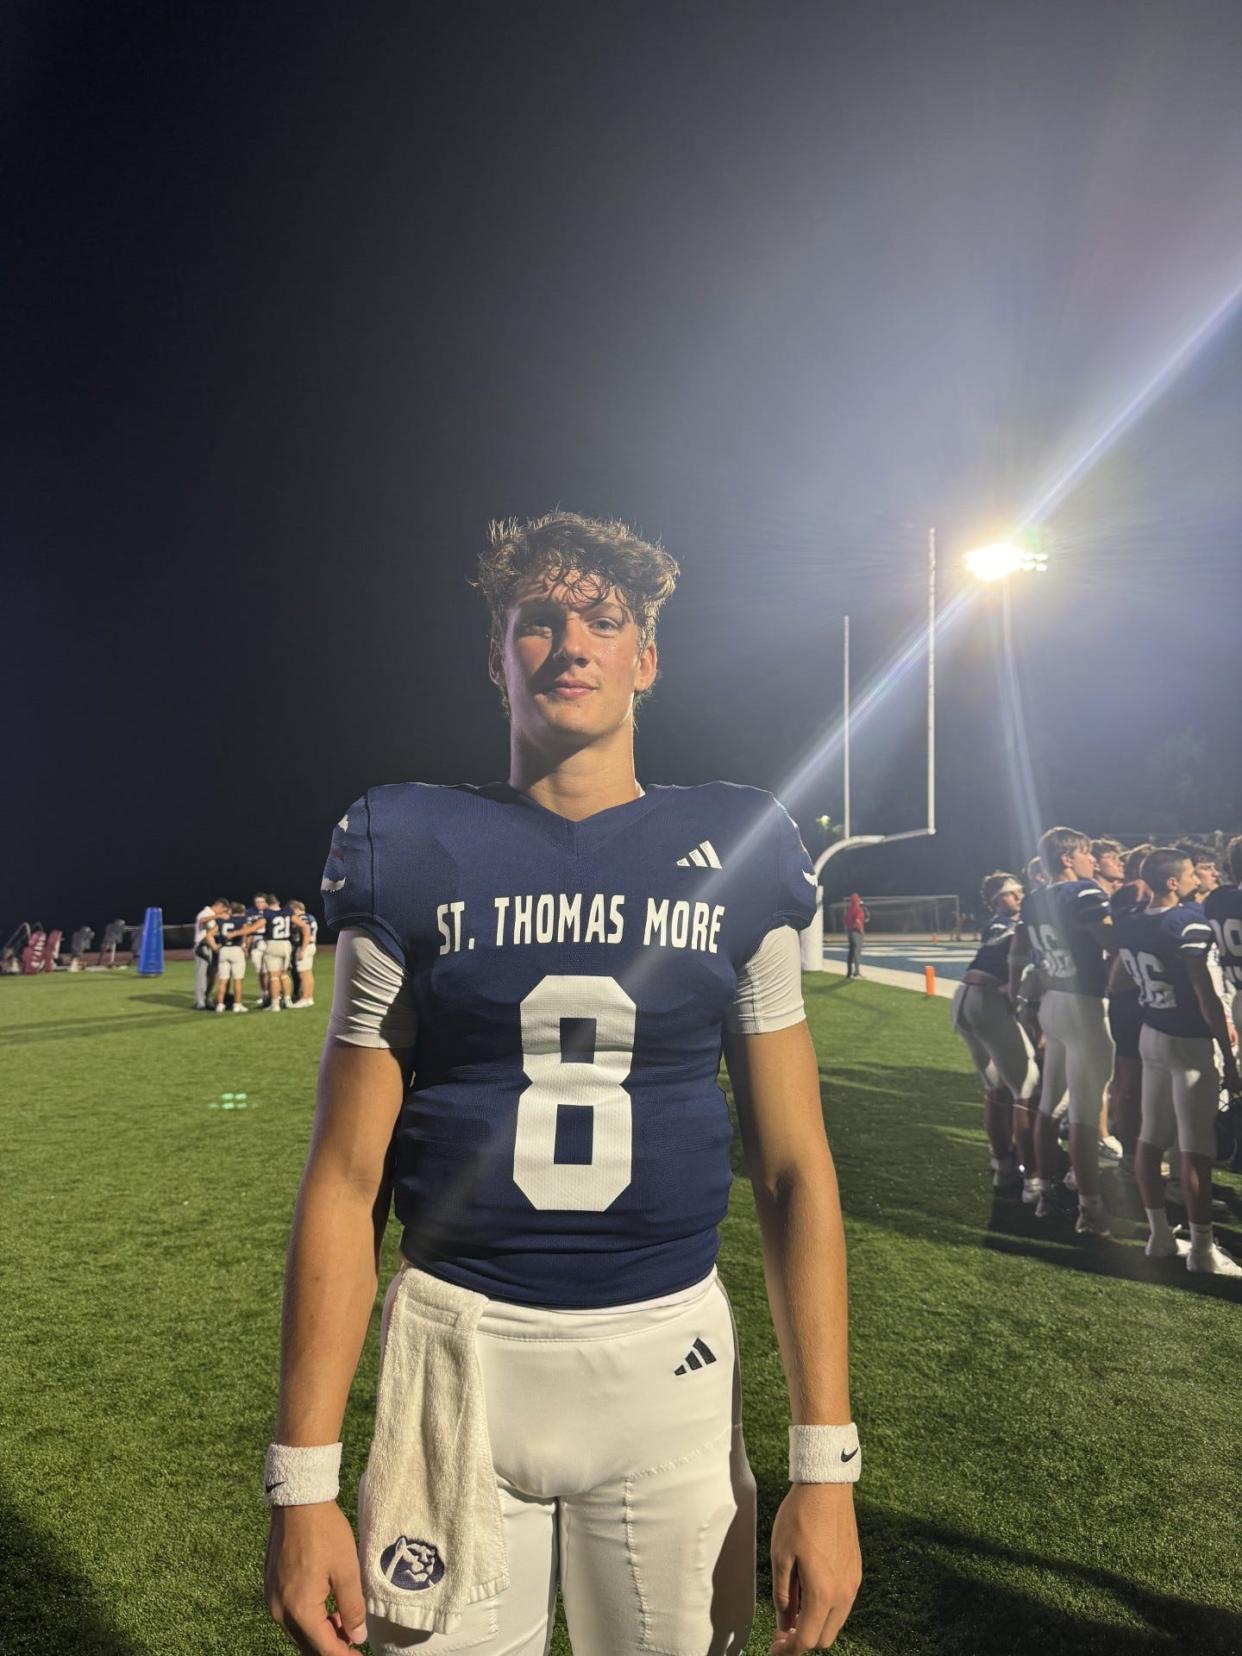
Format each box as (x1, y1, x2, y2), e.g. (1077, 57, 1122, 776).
(1096, 850, 1124, 882)
(1194, 860, 1220, 895)
(996, 886, 1023, 916)
(1065, 843, 1096, 880)
(493, 573, 657, 749)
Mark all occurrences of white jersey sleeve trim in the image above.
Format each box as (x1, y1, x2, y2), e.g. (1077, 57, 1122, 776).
(725, 924, 807, 1035)
(327, 928, 419, 1051)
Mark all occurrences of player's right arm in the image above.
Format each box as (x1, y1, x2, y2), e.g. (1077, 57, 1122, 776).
(1185, 954, 1242, 1094)
(265, 1035, 409, 1654)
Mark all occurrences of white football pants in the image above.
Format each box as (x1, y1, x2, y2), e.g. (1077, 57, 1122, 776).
(1138, 1026, 1219, 1159)
(1037, 989, 1115, 1127)
(366, 1271, 756, 1656)
(951, 983, 1039, 1099)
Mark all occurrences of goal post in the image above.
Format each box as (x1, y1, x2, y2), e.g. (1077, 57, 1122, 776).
(800, 529, 939, 971)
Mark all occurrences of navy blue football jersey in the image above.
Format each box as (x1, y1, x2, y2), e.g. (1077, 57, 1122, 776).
(299, 913, 319, 945)
(1203, 885, 1242, 992)
(968, 913, 1015, 979)
(322, 781, 817, 1308)
(246, 906, 266, 940)
(1113, 902, 1214, 1038)
(1020, 879, 1110, 997)
(265, 905, 295, 943)
(218, 915, 251, 947)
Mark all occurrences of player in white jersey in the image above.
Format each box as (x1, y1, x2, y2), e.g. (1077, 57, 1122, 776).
(265, 514, 861, 1656)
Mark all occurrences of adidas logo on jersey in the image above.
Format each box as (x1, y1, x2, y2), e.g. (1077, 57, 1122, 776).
(676, 841, 722, 870)
(674, 1337, 717, 1375)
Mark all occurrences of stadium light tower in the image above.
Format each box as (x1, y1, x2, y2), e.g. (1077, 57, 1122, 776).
(963, 535, 1048, 858)
(962, 535, 1049, 646)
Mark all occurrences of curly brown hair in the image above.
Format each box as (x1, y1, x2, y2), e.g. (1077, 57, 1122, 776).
(475, 511, 679, 715)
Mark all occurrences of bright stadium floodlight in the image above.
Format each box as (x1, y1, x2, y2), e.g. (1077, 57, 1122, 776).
(963, 540, 1049, 581)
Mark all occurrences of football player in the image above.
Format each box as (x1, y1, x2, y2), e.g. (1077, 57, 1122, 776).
(1088, 839, 1126, 1160)
(1203, 835, 1242, 1041)
(1113, 848, 1241, 1275)
(249, 893, 270, 1005)
(951, 872, 1039, 1198)
(1178, 842, 1231, 1036)
(290, 900, 318, 1008)
(263, 894, 296, 1011)
(265, 513, 861, 1656)
(1008, 827, 1115, 1235)
(1105, 844, 1152, 1185)
(213, 902, 258, 1013)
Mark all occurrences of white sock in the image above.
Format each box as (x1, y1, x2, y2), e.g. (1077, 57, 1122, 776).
(1145, 1208, 1173, 1243)
(1189, 1222, 1213, 1254)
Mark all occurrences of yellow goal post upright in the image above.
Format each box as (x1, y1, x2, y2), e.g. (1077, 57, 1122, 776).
(800, 528, 938, 971)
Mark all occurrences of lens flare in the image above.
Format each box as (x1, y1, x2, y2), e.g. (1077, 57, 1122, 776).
(1021, 271, 1242, 529)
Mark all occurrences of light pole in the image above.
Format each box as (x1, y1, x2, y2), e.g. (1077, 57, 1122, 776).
(962, 540, 1048, 859)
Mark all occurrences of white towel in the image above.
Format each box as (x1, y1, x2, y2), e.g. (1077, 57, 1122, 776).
(359, 1264, 509, 1633)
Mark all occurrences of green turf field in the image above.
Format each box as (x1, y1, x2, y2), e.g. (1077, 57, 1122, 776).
(2, 964, 1240, 1655)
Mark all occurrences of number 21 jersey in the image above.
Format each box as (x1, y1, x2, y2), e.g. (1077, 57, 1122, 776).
(322, 781, 817, 1308)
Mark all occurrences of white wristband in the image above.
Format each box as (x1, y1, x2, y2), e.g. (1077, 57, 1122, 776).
(789, 1423, 861, 1484)
(264, 1442, 342, 1507)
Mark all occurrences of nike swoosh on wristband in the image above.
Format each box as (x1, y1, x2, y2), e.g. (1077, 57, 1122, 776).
(840, 1449, 858, 1463)
(266, 1480, 285, 1494)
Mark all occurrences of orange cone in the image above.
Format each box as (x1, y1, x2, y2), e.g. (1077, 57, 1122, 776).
(924, 964, 936, 996)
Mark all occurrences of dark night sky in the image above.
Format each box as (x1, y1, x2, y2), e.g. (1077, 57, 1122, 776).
(7, 0, 1242, 935)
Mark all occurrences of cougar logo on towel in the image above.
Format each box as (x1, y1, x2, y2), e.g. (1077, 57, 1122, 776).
(379, 1535, 446, 1592)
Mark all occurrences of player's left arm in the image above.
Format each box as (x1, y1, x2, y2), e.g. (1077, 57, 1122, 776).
(724, 1019, 861, 1654)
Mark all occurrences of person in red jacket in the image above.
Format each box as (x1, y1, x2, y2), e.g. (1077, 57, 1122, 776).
(845, 892, 869, 978)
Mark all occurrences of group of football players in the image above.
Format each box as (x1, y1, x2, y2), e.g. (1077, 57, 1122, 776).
(194, 893, 319, 1014)
(953, 827, 1242, 1277)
